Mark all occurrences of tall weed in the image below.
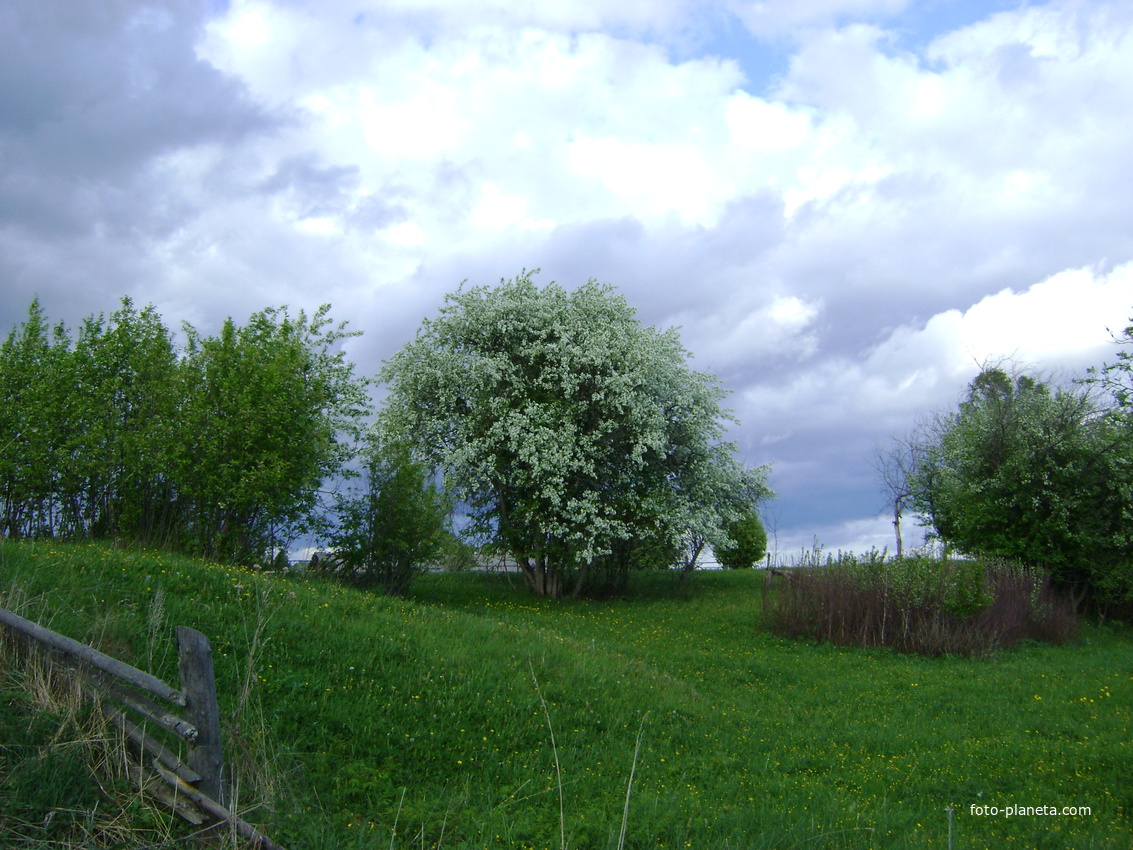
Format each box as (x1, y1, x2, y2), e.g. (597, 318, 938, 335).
(764, 553, 1077, 656)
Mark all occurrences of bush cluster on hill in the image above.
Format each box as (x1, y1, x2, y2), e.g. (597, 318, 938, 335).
(0, 298, 369, 564)
(882, 351, 1133, 609)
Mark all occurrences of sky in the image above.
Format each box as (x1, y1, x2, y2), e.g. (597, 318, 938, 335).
(3, 0, 1133, 559)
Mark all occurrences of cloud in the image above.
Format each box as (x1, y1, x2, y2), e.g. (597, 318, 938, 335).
(0, 2, 275, 231)
(693, 294, 822, 372)
(730, 0, 909, 39)
(0, 0, 286, 330)
(2, 0, 1133, 555)
(772, 0, 1133, 222)
(365, 0, 696, 35)
(731, 260, 1133, 536)
(740, 261, 1133, 430)
(877, 263, 1133, 374)
(203, 17, 761, 230)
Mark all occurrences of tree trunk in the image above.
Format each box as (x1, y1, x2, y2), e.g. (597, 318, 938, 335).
(679, 536, 706, 582)
(570, 561, 590, 597)
(893, 508, 904, 559)
(520, 555, 564, 597)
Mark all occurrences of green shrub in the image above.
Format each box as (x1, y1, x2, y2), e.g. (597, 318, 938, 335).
(715, 510, 768, 569)
(325, 433, 449, 595)
(438, 530, 480, 572)
(912, 367, 1133, 606)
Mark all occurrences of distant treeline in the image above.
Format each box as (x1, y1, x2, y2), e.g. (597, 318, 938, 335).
(0, 298, 369, 564)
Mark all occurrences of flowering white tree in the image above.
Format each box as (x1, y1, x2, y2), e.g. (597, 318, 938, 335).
(380, 272, 771, 597)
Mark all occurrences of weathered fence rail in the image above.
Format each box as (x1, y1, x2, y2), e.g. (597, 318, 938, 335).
(0, 606, 284, 849)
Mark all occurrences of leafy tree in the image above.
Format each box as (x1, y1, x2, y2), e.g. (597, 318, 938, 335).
(0, 299, 72, 537)
(715, 509, 768, 569)
(911, 367, 1133, 603)
(326, 433, 449, 595)
(1083, 317, 1133, 603)
(436, 529, 480, 572)
(380, 272, 770, 597)
(0, 299, 371, 566)
(1088, 316, 1133, 408)
(178, 305, 371, 564)
(62, 299, 182, 543)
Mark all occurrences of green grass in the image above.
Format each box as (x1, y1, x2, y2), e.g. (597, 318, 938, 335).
(1, 540, 1130, 848)
(0, 640, 189, 847)
(0, 688, 103, 842)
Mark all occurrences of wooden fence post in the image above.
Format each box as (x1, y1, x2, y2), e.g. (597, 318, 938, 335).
(176, 626, 226, 807)
(1, 606, 286, 846)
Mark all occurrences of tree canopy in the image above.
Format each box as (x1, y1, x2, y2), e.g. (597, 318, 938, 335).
(324, 430, 449, 596)
(177, 305, 370, 562)
(2, 285, 773, 595)
(908, 366, 1133, 605)
(0, 298, 370, 564)
(715, 509, 769, 569)
(380, 272, 771, 597)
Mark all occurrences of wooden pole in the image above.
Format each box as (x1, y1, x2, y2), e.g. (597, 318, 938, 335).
(152, 762, 287, 850)
(0, 606, 184, 705)
(176, 626, 226, 807)
(102, 705, 202, 785)
(2, 606, 286, 845)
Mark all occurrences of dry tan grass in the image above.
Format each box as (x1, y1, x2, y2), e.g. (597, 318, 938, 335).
(0, 584, 261, 849)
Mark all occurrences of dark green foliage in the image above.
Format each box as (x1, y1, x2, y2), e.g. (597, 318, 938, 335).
(178, 306, 370, 563)
(715, 509, 768, 569)
(436, 530, 480, 572)
(0, 299, 72, 538)
(587, 530, 684, 594)
(1084, 318, 1133, 605)
(325, 434, 449, 595)
(0, 299, 189, 542)
(0, 299, 370, 564)
(64, 299, 183, 543)
(912, 367, 1133, 604)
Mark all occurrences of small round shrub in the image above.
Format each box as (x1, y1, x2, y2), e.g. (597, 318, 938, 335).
(716, 511, 768, 569)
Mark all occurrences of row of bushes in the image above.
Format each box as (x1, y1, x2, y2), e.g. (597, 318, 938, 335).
(0, 298, 369, 565)
(762, 552, 1078, 656)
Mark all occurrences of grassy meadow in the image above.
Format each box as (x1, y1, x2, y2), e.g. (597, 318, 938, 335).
(1, 540, 1130, 848)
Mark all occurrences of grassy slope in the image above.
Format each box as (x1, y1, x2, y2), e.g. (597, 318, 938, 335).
(0, 540, 1130, 849)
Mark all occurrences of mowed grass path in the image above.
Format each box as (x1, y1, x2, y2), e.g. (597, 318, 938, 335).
(1, 542, 1130, 848)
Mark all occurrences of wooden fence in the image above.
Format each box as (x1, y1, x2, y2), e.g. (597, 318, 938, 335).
(0, 606, 284, 849)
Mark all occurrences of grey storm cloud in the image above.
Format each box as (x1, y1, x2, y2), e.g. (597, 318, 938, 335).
(0, 2, 276, 236)
(3, 0, 1133, 555)
(0, 0, 284, 328)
